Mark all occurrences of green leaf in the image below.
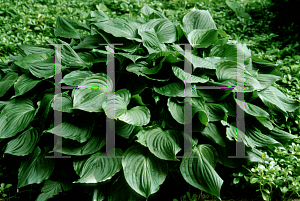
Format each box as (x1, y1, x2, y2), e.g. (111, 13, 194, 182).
(138, 19, 177, 43)
(55, 16, 88, 39)
(257, 86, 300, 116)
(108, 174, 145, 201)
(206, 103, 228, 122)
(51, 91, 74, 113)
(61, 70, 93, 86)
(187, 29, 218, 48)
(73, 149, 123, 183)
(18, 147, 55, 188)
(245, 126, 281, 148)
(154, 81, 200, 97)
(172, 66, 209, 83)
(53, 131, 106, 156)
(72, 73, 113, 112)
(28, 57, 56, 79)
(201, 123, 225, 147)
(4, 127, 39, 156)
(175, 48, 217, 70)
(225, 0, 251, 20)
(0, 72, 18, 97)
(46, 114, 94, 143)
(107, 119, 136, 139)
(136, 126, 181, 161)
(122, 144, 168, 198)
(14, 53, 48, 69)
(73, 35, 105, 50)
(59, 39, 94, 69)
(12, 74, 42, 98)
(0, 99, 36, 138)
(94, 19, 140, 41)
(17, 45, 54, 56)
(103, 89, 151, 126)
(216, 61, 264, 92)
(138, 28, 167, 54)
(250, 177, 258, 184)
(182, 9, 217, 35)
(180, 144, 223, 200)
(36, 180, 72, 201)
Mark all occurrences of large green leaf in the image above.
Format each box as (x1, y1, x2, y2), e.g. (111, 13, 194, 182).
(18, 147, 55, 188)
(257, 86, 300, 115)
(175, 47, 217, 70)
(4, 127, 39, 156)
(107, 119, 136, 139)
(206, 103, 228, 122)
(138, 19, 177, 43)
(28, 56, 56, 79)
(73, 149, 123, 183)
(138, 28, 167, 54)
(136, 126, 181, 161)
(187, 29, 218, 48)
(17, 45, 54, 57)
(182, 9, 217, 35)
(180, 144, 223, 200)
(245, 126, 281, 148)
(72, 34, 105, 50)
(0, 72, 18, 97)
(61, 70, 93, 86)
(36, 180, 72, 201)
(0, 99, 36, 138)
(216, 61, 264, 92)
(72, 73, 113, 112)
(55, 16, 89, 39)
(14, 53, 49, 69)
(51, 91, 74, 113)
(46, 114, 95, 143)
(103, 89, 151, 126)
(52, 130, 106, 156)
(154, 81, 200, 97)
(108, 173, 145, 201)
(209, 44, 251, 64)
(94, 19, 140, 41)
(172, 66, 209, 83)
(12, 74, 42, 98)
(59, 39, 94, 69)
(122, 144, 168, 198)
(201, 123, 225, 147)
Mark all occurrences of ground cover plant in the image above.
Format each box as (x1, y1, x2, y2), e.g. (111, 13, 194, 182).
(1, 2, 300, 200)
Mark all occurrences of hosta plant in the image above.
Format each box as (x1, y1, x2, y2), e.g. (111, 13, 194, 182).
(0, 4, 299, 201)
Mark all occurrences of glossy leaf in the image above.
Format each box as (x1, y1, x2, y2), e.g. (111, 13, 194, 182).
(122, 144, 168, 198)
